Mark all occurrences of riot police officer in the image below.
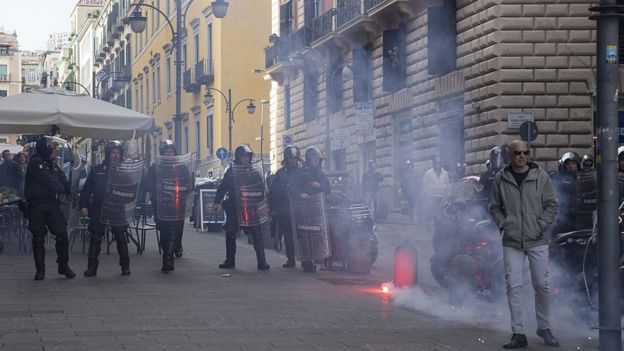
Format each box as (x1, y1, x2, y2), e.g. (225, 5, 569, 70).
(551, 152, 581, 234)
(80, 141, 131, 277)
(141, 140, 187, 272)
(25, 136, 75, 280)
(479, 146, 505, 198)
(270, 145, 301, 268)
(291, 146, 331, 273)
(211, 145, 270, 270)
(581, 154, 594, 172)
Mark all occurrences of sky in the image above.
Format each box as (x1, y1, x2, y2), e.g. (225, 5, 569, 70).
(0, 0, 78, 51)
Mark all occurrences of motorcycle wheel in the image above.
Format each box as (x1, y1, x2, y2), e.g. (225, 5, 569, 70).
(430, 253, 450, 289)
(448, 254, 476, 305)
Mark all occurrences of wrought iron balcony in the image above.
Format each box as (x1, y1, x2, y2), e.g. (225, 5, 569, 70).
(290, 25, 312, 53)
(336, 0, 364, 29)
(183, 68, 200, 93)
(195, 59, 214, 85)
(364, 0, 386, 11)
(310, 9, 336, 43)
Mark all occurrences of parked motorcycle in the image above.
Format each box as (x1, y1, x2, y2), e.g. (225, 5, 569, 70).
(324, 171, 379, 274)
(430, 176, 504, 303)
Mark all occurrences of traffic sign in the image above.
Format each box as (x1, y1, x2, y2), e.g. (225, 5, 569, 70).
(519, 121, 539, 142)
(282, 135, 292, 147)
(216, 147, 229, 160)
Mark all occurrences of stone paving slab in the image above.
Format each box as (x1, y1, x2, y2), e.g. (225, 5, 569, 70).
(0, 215, 604, 350)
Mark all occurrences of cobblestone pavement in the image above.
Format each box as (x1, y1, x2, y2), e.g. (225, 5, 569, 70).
(0, 213, 601, 350)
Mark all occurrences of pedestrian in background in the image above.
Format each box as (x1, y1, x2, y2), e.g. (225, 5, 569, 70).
(361, 160, 383, 219)
(422, 156, 448, 228)
(489, 140, 560, 349)
(0, 149, 22, 194)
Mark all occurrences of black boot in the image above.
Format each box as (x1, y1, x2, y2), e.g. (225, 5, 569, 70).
(219, 233, 236, 269)
(32, 236, 46, 281)
(83, 238, 101, 277)
(115, 231, 130, 276)
(175, 230, 183, 258)
(253, 232, 270, 271)
(283, 257, 296, 268)
(55, 237, 76, 279)
(160, 228, 177, 273)
(161, 254, 174, 272)
(536, 329, 559, 347)
(503, 334, 528, 349)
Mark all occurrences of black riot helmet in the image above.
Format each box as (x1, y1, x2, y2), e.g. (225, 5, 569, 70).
(560, 151, 581, 172)
(283, 145, 301, 161)
(104, 140, 124, 163)
(234, 145, 253, 164)
(304, 146, 323, 166)
(581, 154, 594, 171)
(489, 146, 505, 172)
(159, 140, 177, 156)
(35, 136, 56, 159)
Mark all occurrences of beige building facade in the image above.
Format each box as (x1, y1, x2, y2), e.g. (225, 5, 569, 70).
(0, 31, 22, 145)
(265, 0, 595, 203)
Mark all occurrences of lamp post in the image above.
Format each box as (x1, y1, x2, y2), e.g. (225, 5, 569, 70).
(63, 81, 91, 96)
(259, 99, 269, 163)
(325, 60, 369, 170)
(128, 0, 229, 147)
(203, 88, 256, 156)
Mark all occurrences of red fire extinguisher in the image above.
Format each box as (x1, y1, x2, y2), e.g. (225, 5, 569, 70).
(393, 241, 418, 287)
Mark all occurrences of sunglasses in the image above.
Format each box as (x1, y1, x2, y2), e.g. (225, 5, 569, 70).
(513, 150, 530, 156)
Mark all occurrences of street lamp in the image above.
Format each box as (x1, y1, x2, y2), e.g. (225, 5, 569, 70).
(128, 0, 229, 147)
(259, 99, 269, 163)
(325, 60, 370, 170)
(203, 88, 255, 156)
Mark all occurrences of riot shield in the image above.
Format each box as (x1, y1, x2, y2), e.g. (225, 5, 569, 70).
(290, 193, 331, 261)
(576, 171, 596, 230)
(100, 160, 144, 226)
(66, 153, 84, 234)
(232, 162, 269, 226)
(156, 153, 194, 221)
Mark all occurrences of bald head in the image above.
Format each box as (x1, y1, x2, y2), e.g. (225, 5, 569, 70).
(507, 140, 530, 171)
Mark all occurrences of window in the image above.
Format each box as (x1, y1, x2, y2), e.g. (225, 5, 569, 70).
(304, 0, 319, 24)
(146, 77, 150, 110)
(155, 0, 160, 29)
(304, 72, 319, 122)
(353, 45, 372, 103)
(428, 0, 457, 75)
(279, 0, 293, 36)
(195, 120, 200, 155)
(207, 114, 214, 155)
(139, 83, 143, 112)
(135, 87, 139, 110)
(383, 23, 407, 92)
(166, 57, 171, 94)
(28, 69, 36, 82)
(0, 90, 7, 97)
(194, 33, 199, 65)
(284, 84, 291, 129)
(326, 59, 342, 114)
(157, 65, 161, 101)
(0, 64, 7, 76)
(126, 89, 132, 109)
(206, 24, 213, 62)
(183, 123, 189, 154)
(152, 71, 156, 105)
(0, 46, 9, 55)
(182, 44, 187, 71)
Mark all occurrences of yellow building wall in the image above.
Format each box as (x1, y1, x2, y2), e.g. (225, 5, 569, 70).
(131, 0, 271, 162)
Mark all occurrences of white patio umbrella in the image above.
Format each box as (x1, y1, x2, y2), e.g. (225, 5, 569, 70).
(0, 87, 154, 139)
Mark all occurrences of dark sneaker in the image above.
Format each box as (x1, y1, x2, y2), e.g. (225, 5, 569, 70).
(121, 267, 131, 276)
(83, 267, 97, 277)
(34, 269, 45, 281)
(174, 247, 183, 258)
(219, 260, 235, 269)
(503, 334, 528, 349)
(258, 262, 270, 271)
(537, 329, 559, 347)
(58, 264, 76, 279)
(282, 259, 296, 268)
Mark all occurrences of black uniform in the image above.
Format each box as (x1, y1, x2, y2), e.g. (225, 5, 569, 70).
(25, 154, 74, 279)
(289, 162, 331, 272)
(141, 164, 185, 269)
(79, 163, 130, 276)
(270, 164, 300, 262)
(550, 170, 577, 235)
(214, 166, 269, 269)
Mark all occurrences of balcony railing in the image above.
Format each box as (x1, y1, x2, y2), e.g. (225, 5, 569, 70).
(310, 9, 336, 43)
(364, 0, 386, 11)
(336, 0, 364, 28)
(195, 59, 214, 85)
(290, 25, 312, 53)
(183, 68, 200, 92)
(0, 74, 10, 82)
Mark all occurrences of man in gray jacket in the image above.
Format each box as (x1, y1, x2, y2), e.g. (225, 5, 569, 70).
(490, 140, 560, 349)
